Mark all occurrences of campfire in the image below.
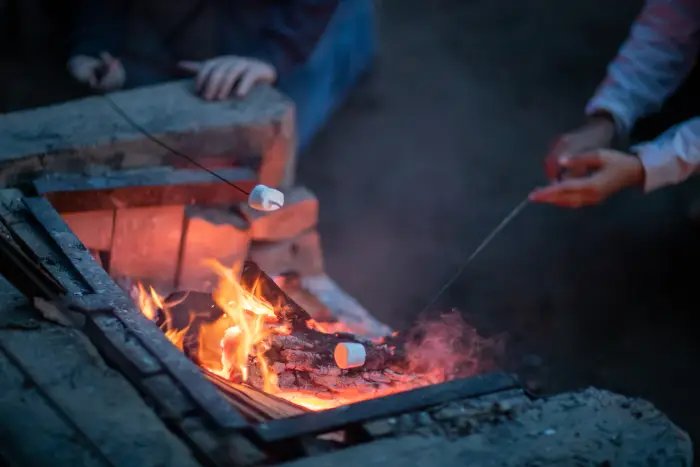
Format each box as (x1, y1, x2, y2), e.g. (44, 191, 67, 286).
(134, 260, 493, 414)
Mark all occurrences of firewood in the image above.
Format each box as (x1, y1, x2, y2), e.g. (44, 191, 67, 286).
(239, 260, 313, 330)
(203, 370, 308, 421)
(157, 261, 438, 401)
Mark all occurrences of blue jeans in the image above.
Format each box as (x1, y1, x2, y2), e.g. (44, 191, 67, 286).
(124, 0, 377, 153)
(276, 0, 377, 152)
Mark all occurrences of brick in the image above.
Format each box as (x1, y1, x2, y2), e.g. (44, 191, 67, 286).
(61, 210, 114, 251)
(238, 186, 318, 242)
(0, 81, 294, 188)
(259, 108, 297, 189)
(248, 228, 324, 277)
(110, 205, 185, 291)
(177, 206, 251, 292)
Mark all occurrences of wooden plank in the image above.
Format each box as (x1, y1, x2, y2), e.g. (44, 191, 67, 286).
(72, 293, 250, 431)
(0, 191, 89, 296)
(203, 371, 308, 422)
(5, 194, 250, 434)
(0, 286, 201, 467)
(21, 197, 115, 295)
(255, 372, 520, 442)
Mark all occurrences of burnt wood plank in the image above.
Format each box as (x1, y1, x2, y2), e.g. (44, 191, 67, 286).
(72, 294, 250, 432)
(21, 196, 112, 294)
(255, 372, 520, 443)
(18, 195, 250, 431)
(0, 190, 90, 295)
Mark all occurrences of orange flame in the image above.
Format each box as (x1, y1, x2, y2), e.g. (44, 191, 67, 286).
(138, 260, 288, 394)
(136, 261, 482, 413)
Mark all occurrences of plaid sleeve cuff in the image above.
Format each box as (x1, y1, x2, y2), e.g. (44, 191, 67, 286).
(584, 98, 636, 139)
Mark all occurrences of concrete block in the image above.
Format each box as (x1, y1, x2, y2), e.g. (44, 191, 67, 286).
(110, 205, 185, 291)
(0, 81, 295, 188)
(177, 206, 251, 292)
(36, 167, 257, 212)
(238, 186, 318, 241)
(61, 210, 115, 251)
(249, 228, 325, 277)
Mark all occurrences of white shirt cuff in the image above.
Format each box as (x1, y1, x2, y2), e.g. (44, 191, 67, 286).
(638, 142, 687, 192)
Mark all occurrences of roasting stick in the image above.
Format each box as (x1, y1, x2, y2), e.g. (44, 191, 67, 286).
(100, 93, 286, 212)
(419, 197, 530, 314)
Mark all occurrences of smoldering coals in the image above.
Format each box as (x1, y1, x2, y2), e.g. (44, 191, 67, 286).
(403, 309, 504, 382)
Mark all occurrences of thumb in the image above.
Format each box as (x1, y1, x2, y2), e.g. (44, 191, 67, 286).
(178, 61, 202, 73)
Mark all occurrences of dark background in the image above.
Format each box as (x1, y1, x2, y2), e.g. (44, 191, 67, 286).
(2, 0, 700, 452)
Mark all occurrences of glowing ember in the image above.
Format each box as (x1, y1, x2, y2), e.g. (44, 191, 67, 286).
(136, 261, 489, 412)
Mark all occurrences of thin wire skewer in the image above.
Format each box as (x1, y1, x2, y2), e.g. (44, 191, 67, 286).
(418, 197, 530, 314)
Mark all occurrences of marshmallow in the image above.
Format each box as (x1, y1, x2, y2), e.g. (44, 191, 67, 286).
(248, 185, 284, 212)
(334, 342, 366, 369)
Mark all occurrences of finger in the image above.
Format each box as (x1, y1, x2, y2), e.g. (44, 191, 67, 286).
(203, 62, 236, 100)
(544, 153, 566, 181)
(555, 152, 605, 180)
(217, 64, 246, 100)
(559, 152, 604, 170)
(196, 60, 218, 93)
(529, 180, 601, 206)
(529, 188, 593, 208)
(178, 61, 202, 74)
(235, 68, 262, 97)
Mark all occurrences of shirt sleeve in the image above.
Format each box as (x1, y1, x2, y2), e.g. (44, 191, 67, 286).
(248, 0, 340, 75)
(639, 117, 700, 191)
(70, 0, 128, 58)
(585, 0, 700, 136)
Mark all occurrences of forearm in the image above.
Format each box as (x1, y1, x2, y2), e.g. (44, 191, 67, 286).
(585, 0, 700, 136)
(71, 0, 128, 57)
(249, 0, 340, 74)
(639, 117, 700, 191)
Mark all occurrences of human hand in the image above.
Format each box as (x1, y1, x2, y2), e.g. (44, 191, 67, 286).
(178, 56, 277, 101)
(67, 52, 126, 92)
(545, 115, 616, 181)
(529, 149, 644, 208)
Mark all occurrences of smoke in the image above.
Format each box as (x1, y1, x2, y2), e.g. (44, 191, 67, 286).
(403, 309, 505, 382)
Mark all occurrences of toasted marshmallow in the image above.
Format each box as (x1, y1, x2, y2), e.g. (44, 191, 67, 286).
(334, 342, 366, 369)
(248, 184, 284, 212)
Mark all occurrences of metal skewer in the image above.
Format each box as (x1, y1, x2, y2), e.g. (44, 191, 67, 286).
(419, 197, 530, 314)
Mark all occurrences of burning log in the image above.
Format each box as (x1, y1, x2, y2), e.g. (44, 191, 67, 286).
(248, 330, 423, 400)
(152, 261, 423, 401)
(143, 261, 491, 409)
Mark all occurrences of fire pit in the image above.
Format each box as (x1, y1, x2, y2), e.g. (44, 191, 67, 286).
(0, 82, 692, 466)
(134, 259, 495, 414)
